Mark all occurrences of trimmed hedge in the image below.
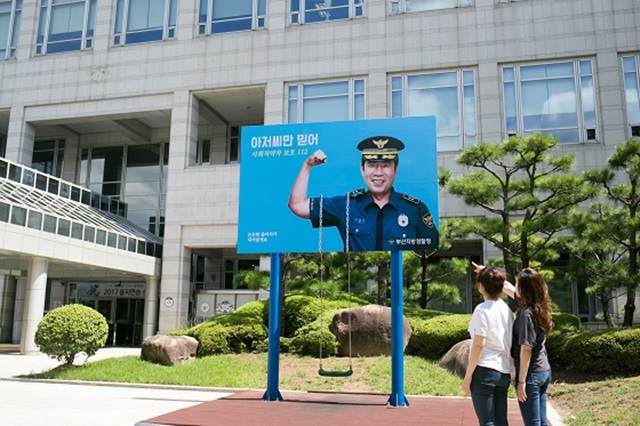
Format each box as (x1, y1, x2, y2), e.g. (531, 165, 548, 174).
(176, 300, 268, 356)
(562, 326, 640, 374)
(35, 304, 108, 365)
(546, 312, 582, 367)
(407, 314, 472, 359)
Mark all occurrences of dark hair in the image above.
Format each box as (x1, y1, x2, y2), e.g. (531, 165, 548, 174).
(516, 267, 553, 334)
(476, 266, 506, 298)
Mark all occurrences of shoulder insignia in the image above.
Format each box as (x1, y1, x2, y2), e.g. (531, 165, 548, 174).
(422, 213, 434, 228)
(401, 193, 420, 205)
(349, 188, 366, 199)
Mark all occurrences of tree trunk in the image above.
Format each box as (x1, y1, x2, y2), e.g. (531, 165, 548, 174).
(623, 289, 636, 327)
(420, 253, 428, 309)
(377, 262, 388, 306)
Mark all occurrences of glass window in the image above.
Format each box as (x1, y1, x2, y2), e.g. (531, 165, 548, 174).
(622, 55, 640, 138)
(32, 139, 65, 177)
(196, 139, 211, 165)
(389, 0, 470, 14)
(114, 0, 177, 46)
(36, 0, 97, 55)
(502, 59, 598, 143)
(85, 146, 123, 196)
(198, 0, 266, 35)
(125, 144, 162, 234)
(0, 0, 22, 60)
(291, 0, 364, 25)
(229, 126, 240, 163)
(391, 70, 476, 151)
(288, 78, 365, 123)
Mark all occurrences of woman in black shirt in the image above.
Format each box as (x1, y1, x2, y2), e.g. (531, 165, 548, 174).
(512, 268, 553, 426)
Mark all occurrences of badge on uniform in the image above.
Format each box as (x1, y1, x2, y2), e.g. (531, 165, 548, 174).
(422, 213, 433, 228)
(398, 214, 409, 227)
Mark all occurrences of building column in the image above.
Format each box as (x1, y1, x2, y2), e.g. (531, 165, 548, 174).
(5, 105, 35, 165)
(158, 91, 199, 334)
(143, 276, 159, 338)
(12, 277, 25, 344)
(20, 259, 48, 355)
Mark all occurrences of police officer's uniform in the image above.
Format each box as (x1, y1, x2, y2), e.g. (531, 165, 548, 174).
(308, 136, 439, 251)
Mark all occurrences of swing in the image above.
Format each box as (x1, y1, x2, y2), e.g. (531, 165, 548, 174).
(317, 194, 353, 378)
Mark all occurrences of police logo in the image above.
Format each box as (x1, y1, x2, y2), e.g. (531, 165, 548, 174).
(422, 213, 434, 228)
(398, 214, 409, 227)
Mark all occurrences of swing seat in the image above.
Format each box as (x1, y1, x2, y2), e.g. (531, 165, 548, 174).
(318, 367, 353, 377)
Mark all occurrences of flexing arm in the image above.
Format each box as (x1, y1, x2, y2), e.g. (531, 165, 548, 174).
(288, 149, 327, 218)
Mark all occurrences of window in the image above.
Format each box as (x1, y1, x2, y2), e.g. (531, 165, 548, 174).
(198, 0, 266, 35)
(622, 55, 640, 138)
(32, 139, 65, 177)
(503, 59, 597, 143)
(224, 258, 259, 289)
(391, 70, 477, 151)
(291, 0, 364, 25)
(389, 0, 470, 14)
(287, 79, 365, 123)
(36, 0, 97, 55)
(80, 143, 168, 236)
(228, 126, 240, 163)
(1, 0, 21, 60)
(114, 0, 177, 46)
(196, 139, 211, 165)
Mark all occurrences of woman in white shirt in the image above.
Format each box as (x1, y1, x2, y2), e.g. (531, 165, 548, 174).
(462, 265, 514, 426)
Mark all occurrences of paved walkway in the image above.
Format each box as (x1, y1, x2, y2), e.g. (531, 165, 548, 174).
(0, 345, 232, 426)
(0, 345, 565, 426)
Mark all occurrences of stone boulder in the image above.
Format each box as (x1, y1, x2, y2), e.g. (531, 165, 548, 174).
(140, 335, 198, 366)
(329, 304, 412, 357)
(438, 338, 471, 378)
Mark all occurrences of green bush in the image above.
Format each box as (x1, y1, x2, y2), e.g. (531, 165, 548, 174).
(563, 326, 640, 374)
(407, 314, 471, 360)
(546, 312, 582, 367)
(177, 301, 268, 356)
(35, 304, 108, 365)
(191, 323, 230, 356)
(289, 323, 338, 357)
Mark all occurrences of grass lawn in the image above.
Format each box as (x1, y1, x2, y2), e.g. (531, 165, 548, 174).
(25, 353, 639, 425)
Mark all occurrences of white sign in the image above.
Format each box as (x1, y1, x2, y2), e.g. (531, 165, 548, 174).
(77, 282, 146, 299)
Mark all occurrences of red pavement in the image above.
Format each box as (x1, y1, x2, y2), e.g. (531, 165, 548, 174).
(139, 390, 526, 426)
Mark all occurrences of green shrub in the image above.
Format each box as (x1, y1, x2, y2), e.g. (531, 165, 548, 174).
(226, 323, 268, 353)
(407, 314, 471, 360)
(274, 295, 320, 338)
(35, 304, 108, 365)
(191, 323, 230, 356)
(563, 326, 640, 374)
(546, 312, 582, 367)
(177, 301, 268, 356)
(289, 324, 338, 357)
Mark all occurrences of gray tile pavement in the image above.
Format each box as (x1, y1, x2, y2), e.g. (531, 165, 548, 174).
(0, 345, 231, 426)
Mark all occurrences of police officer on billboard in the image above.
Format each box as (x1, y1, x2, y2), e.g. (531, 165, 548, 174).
(288, 135, 439, 251)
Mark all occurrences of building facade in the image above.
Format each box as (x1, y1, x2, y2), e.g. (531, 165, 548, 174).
(2, 0, 640, 350)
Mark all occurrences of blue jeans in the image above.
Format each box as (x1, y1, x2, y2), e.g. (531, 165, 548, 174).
(516, 369, 551, 426)
(470, 366, 511, 426)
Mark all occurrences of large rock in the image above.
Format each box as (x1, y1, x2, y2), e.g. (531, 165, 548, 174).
(439, 339, 471, 378)
(140, 335, 198, 366)
(329, 304, 412, 357)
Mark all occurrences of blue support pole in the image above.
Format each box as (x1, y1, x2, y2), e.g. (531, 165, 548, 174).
(388, 250, 409, 407)
(262, 253, 283, 401)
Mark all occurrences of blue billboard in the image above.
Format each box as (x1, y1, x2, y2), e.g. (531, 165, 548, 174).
(237, 116, 439, 254)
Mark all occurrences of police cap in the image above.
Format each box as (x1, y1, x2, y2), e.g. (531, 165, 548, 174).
(357, 136, 405, 161)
